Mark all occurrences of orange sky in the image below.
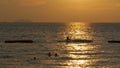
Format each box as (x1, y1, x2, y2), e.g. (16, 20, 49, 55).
(0, 0, 120, 22)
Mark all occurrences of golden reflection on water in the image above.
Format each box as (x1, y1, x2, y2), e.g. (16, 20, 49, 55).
(66, 44, 95, 68)
(65, 22, 92, 39)
(19, 23, 98, 68)
(64, 22, 95, 68)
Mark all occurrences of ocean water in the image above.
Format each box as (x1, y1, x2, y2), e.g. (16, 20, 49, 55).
(0, 22, 120, 68)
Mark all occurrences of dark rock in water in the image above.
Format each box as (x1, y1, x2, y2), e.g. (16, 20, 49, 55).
(4, 40, 33, 43)
(108, 40, 120, 43)
(58, 39, 93, 43)
(0, 55, 14, 59)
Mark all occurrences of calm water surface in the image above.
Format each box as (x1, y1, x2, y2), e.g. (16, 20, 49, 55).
(0, 22, 120, 68)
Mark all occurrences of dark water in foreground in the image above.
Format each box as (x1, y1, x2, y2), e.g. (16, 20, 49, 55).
(0, 22, 120, 68)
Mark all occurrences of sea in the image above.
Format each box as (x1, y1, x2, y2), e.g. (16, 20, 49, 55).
(0, 22, 120, 68)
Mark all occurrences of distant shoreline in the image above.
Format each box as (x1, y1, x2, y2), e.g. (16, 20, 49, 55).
(0, 22, 120, 24)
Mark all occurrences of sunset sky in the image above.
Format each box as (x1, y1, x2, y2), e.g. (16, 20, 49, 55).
(0, 0, 120, 22)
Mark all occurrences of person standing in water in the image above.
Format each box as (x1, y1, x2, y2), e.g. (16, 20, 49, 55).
(66, 36, 71, 42)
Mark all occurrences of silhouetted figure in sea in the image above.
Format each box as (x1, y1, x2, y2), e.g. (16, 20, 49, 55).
(33, 57, 37, 60)
(48, 52, 51, 57)
(66, 36, 71, 42)
(55, 53, 58, 57)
